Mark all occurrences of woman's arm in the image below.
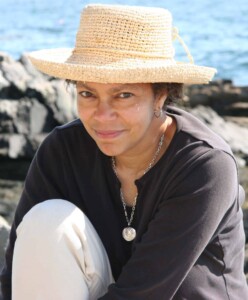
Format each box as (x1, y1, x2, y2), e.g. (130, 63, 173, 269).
(0, 128, 68, 299)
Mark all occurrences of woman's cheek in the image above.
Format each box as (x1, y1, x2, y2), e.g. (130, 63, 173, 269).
(77, 103, 92, 120)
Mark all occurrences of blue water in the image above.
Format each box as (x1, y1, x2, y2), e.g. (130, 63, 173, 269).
(1, 0, 248, 86)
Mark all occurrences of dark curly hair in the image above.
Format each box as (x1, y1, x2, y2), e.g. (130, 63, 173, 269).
(151, 83, 184, 109)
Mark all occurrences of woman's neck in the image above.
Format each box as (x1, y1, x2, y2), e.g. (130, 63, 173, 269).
(114, 115, 174, 180)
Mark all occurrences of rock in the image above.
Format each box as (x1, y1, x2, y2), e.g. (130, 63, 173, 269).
(0, 216, 10, 268)
(0, 52, 77, 159)
(51, 80, 77, 124)
(0, 68, 9, 92)
(0, 52, 32, 97)
(225, 102, 248, 116)
(8, 135, 27, 159)
(245, 246, 248, 282)
(0, 99, 19, 133)
(0, 96, 53, 134)
(29, 99, 51, 134)
(185, 79, 248, 116)
(26, 79, 77, 126)
(189, 105, 248, 159)
(235, 156, 247, 168)
(0, 133, 47, 159)
(19, 53, 50, 81)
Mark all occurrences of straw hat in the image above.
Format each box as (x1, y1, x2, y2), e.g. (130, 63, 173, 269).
(28, 4, 217, 84)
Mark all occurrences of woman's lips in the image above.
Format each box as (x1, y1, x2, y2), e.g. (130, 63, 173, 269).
(94, 130, 124, 139)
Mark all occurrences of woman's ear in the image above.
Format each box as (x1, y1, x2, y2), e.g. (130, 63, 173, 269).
(155, 90, 168, 110)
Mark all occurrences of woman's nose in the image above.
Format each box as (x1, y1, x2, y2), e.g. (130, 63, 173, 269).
(93, 101, 116, 121)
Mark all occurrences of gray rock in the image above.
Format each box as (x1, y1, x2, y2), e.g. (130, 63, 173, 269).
(19, 53, 50, 81)
(0, 99, 19, 133)
(0, 52, 32, 96)
(26, 77, 57, 105)
(235, 156, 247, 168)
(8, 134, 27, 159)
(189, 93, 210, 107)
(0, 216, 10, 268)
(0, 52, 77, 161)
(0, 69, 9, 91)
(0, 133, 47, 159)
(185, 80, 248, 117)
(51, 80, 77, 124)
(190, 105, 248, 157)
(0, 98, 51, 135)
(29, 99, 50, 134)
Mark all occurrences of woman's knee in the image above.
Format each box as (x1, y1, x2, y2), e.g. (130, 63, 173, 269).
(16, 199, 83, 239)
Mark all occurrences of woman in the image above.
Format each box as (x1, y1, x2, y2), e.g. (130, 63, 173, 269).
(1, 4, 248, 300)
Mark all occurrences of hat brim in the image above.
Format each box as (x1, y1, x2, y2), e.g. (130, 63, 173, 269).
(28, 48, 217, 84)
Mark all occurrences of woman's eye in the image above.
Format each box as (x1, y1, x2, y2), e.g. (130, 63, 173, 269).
(79, 91, 94, 98)
(119, 92, 133, 99)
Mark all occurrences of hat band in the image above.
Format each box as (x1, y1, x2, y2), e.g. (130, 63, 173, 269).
(72, 47, 175, 60)
(172, 27, 194, 64)
(73, 28, 194, 64)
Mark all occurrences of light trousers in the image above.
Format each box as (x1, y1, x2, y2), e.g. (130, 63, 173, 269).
(12, 199, 114, 300)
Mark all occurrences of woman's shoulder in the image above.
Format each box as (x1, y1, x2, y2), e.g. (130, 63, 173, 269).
(53, 118, 86, 137)
(167, 106, 233, 157)
(42, 118, 91, 145)
(35, 118, 98, 160)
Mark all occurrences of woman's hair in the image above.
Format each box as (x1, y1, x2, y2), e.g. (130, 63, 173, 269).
(151, 83, 184, 109)
(66, 80, 183, 109)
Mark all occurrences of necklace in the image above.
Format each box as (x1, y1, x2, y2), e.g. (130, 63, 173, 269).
(111, 133, 165, 242)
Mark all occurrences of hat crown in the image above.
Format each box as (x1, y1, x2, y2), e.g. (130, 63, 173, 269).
(75, 4, 175, 59)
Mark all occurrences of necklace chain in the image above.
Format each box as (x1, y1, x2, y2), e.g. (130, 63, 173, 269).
(111, 133, 165, 232)
(120, 189, 137, 226)
(142, 133, 165, 175)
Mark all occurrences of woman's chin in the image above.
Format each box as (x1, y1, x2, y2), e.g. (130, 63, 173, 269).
(97, 143, 121, 157)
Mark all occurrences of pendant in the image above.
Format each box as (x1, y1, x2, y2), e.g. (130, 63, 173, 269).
(122, 227, 136, 241)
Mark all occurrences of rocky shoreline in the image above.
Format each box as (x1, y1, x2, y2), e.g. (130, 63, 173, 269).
(0, 52, 248, 278)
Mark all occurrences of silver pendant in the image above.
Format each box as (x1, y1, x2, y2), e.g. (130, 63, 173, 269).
(122, 227, 136, 241)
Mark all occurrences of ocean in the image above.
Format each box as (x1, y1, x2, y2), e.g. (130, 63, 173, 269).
(1, 0, 248, 86)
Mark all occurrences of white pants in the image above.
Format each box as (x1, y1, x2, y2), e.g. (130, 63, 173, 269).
(12, 199, 114, 300)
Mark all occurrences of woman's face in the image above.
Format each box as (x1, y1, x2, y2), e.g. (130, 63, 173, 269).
(76, 82, 166, 157)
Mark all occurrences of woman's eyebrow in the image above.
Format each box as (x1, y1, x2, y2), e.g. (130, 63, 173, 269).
(110, 84, 141, 93)
(76, 83, 141, 93)
(76, 83, 96, 91)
